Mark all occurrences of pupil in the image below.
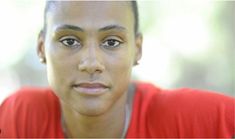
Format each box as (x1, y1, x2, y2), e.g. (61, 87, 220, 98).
(108, 40, 115, 45)
(67, 39, 74, 45)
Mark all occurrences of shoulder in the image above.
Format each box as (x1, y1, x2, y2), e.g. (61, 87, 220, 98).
(154, 87, 233, 106)
(134, 82, 162, 102)
(1, 87, 58, 111)
(151, 88, 234, 114)
(143, 85, 234, 137)
(130, 82, 234, 137)
(134, 82, 234, 113)
(0, 87, 61, 137)
(132, 82, 162, 112)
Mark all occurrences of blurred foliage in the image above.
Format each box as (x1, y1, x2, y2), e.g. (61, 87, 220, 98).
(0, 1, 234, 103)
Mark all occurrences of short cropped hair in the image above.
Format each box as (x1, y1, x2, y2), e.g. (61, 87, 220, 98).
(43, 1, 139, 35)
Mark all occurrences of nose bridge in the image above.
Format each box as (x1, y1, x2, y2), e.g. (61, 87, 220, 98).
(78, 39, 105, 73)
(85, 40, 99, 62)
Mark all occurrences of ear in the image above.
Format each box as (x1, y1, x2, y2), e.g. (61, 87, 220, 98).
(37, 30, 46, 64)
(134, 33, 143, 66)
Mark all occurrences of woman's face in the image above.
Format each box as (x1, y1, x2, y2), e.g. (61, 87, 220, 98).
(38, 1, 142, 116)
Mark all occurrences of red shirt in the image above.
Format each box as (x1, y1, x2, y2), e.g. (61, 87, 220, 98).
(0, 82, 234, 138)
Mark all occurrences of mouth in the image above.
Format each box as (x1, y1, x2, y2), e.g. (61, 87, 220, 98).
(72, 82, 110, 95)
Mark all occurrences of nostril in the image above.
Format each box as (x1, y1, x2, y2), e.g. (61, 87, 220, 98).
(77, 59, 105, 73)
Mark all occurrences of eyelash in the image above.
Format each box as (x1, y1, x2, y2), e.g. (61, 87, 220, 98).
(59, 36, 81, 48)
(59, 36, 123, 49)
(101, 39, 123, 49)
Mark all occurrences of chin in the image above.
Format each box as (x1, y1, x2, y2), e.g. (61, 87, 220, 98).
(70, 100, 111, 117)
(77, 109, 107, 117)
(75, 106, 109, 117)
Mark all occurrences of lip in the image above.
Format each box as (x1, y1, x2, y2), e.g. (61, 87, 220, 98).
(72, 82, 110, 95)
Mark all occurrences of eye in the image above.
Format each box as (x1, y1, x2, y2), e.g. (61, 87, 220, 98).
(101, 39, 122, 49)
(59, 36, 81, 48)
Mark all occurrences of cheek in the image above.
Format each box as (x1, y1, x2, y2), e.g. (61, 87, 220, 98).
(106, 54, 133, 103)
(106, 49, 134, 87)
(45, 46, 76, 91)
(111, 58, 132, 78)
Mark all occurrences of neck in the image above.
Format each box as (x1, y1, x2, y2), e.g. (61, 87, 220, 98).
(61, 89, 129, 138)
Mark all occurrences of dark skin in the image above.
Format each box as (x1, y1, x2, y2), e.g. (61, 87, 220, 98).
(37, 1, 142, 138)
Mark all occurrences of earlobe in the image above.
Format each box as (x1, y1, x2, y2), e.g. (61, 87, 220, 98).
(134, 33, 143, 66)
(37, 30, 46, 64)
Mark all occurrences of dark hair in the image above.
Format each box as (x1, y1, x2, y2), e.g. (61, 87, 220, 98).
(43, 1, 139, 35)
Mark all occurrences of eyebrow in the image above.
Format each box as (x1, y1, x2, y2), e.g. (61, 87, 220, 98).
(54, 24, 127, 33)
(98, 25, 127, 32)
(54, 24, 84, 32)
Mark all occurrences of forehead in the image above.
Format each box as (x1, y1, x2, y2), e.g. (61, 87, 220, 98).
(46, 1, 134, 32)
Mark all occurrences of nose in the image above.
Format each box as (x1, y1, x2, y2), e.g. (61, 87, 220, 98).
(78, 46, 105, 74)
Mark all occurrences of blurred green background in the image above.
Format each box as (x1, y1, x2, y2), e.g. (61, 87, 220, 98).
(0, 0, 234, 103)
